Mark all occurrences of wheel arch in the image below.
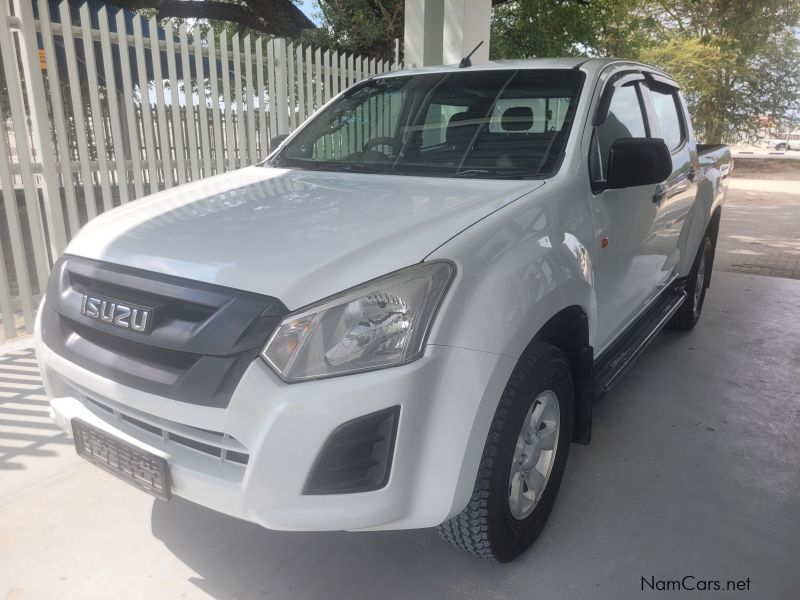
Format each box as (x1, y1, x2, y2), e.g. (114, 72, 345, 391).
(444, 302, 593, 524)
(530, 305, 593, 444)
(705, 205, 722, 287)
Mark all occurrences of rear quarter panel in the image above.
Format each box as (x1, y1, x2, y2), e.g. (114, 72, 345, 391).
(676, 145, 731, 276)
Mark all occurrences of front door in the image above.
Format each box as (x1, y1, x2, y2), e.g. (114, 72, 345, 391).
(590, 76, 667, 350)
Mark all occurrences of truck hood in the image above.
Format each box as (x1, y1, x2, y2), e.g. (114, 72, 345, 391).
(66, 166, 543, 309)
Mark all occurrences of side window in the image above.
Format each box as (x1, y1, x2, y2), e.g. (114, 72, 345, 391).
(649, 87, 684, 151)
(596, 83, 647, 170)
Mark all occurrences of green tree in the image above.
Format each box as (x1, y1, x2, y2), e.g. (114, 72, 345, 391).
(105, 0, 314, 36)
(640, 36, 736, 143)
(491, 0, 800, 143)
(490, 0, 655, 59)
(641, 0, 800, 142)
(302, 0, 404, 61)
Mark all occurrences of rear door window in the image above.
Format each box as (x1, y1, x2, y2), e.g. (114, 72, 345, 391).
(649, 88, 684, 151)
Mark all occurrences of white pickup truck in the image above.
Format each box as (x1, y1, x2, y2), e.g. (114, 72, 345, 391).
(36, 58, 730, 562)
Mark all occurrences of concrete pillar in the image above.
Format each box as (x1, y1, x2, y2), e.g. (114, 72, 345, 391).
(442, 0, 491, 65)
(403, 0, 444, 67)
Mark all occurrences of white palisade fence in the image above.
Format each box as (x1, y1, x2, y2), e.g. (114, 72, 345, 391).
(0, 0, 403, 339)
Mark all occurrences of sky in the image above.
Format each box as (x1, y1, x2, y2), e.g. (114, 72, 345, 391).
(296, 0, 322, 25)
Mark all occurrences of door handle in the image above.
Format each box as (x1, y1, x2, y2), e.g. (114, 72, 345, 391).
(652, 185, 666, 204)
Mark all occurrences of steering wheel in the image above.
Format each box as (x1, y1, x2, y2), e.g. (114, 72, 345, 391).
(362, 136, 401, 159)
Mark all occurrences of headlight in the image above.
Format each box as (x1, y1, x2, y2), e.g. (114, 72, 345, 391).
(261, 261, 455, 382)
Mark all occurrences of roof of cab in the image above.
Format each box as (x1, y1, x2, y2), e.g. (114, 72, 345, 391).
(374, 57, 666, 80)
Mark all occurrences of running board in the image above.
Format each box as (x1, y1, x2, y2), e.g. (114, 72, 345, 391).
(592, 289, 686, 401)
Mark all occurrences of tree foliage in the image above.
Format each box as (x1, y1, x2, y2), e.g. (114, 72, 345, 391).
(104, 0, 314, 36)
(642, 0, 800, 142)
(491, 0, 800, 143)
(491, 0, 655, 59)
(302, 0, 404, 61)
(639, 36, 736, 142)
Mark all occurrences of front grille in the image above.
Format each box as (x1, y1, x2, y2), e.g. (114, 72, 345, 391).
(42, 256, 289, 408)
(79, 388, 250, 467)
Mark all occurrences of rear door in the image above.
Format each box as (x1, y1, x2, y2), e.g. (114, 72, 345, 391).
(641, 78, 698, 280)
(589, 72, 667, 349)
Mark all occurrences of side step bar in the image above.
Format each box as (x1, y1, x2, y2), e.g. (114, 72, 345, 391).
(592, 289, 686, 401)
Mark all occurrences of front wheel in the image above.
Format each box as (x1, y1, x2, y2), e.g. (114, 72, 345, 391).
(436, 343, 574, 562)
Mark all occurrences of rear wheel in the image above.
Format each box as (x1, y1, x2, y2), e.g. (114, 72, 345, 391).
(668, 235, 712, 330)
(436, 343, 574, 562)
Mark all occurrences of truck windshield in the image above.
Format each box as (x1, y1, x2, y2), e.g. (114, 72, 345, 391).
(269, 69, 584, 179)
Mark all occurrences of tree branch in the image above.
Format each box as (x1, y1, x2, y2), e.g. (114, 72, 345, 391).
(104, 0, 315, 36)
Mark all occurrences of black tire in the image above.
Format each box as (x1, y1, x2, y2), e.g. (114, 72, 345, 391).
(775, 142, 787, 151)
(668, 235, 712, 331)
(436, 343, 574, 562)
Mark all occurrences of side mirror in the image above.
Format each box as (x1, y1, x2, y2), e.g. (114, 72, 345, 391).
(269, 134, 289, 150)
(602, 138, 672, 190)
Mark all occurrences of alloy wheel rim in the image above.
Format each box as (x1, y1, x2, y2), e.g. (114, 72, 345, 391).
(508, 390, 560, 520)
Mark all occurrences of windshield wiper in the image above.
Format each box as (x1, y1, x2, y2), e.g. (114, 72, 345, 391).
(315, 162, 377, 172)
(453, 169, 540, 179)
(276, 160, 392, 174)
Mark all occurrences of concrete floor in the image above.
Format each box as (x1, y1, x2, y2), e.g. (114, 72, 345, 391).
(2, 270, 799, 599)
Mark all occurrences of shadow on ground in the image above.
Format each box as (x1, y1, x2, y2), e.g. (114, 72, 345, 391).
(0, 349, 70, 471)
(150, 497, 516, 600)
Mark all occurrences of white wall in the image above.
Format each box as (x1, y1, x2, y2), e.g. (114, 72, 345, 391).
(442, 0, 491, 65)
(404, 0, 491, 66)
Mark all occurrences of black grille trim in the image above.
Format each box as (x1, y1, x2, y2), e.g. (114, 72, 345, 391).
(42, 255, 289, 408)
(304, 406, 400, 495)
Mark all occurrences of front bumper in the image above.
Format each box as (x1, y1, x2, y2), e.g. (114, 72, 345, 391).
(37, 335, 516, 531)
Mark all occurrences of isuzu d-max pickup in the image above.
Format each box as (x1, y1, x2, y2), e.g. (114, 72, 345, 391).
(36, 58, 730, 562)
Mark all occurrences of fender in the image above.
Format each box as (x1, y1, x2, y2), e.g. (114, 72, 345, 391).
(427, 188, 597, 357)
(426, 186, 596, 518)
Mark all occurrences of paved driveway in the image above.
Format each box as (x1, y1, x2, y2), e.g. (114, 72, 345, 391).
(715, 178, 800, 280)
(2, 271, 799, 600)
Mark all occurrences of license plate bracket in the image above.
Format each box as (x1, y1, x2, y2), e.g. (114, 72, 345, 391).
(72, 418, 171, 500)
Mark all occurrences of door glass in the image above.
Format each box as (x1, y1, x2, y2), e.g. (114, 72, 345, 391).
(596, 84, 646, 170)
(650, 88, 683, 151)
